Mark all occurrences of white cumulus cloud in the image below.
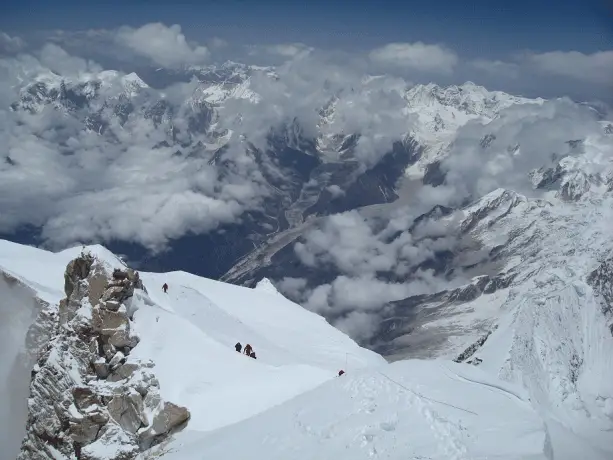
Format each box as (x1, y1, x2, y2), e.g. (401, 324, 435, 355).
(369, 42, 458, 74)
(0, 32, 26, 54)
(116, 23, 209, 68)
(525, 50, 613, 86)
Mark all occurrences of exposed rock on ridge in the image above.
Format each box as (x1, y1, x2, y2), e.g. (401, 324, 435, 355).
(587, 253, 613, 336)
(18, 252, 189, 460)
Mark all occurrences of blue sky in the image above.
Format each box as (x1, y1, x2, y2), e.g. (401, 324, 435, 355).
(2, 0, 611, 57)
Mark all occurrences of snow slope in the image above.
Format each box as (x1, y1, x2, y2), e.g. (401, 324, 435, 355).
(0, 238, 385, 459)
(379, 187, 613, 459)
(128, 269, 385, 431)
(1, 236, 608, 460)
(154, 359, 549, 460)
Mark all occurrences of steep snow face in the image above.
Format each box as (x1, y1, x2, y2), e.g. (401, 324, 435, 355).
(474, 194, 613, 423)
(394, 188, 613, 456)
(0, 242, 86, 460)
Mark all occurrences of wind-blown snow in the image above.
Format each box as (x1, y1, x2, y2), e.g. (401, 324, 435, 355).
(0, 269, 42, 460)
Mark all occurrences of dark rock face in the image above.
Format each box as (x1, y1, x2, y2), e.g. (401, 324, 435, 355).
(454, 327, 497, 363)
(422, 160, 446, 187)
(480, 133, 496, 149)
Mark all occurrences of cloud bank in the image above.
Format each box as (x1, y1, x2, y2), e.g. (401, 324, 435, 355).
(116, 23, 210, 68)
(270, 97, 612, 342)
(275, 208, 470, 340)
(0, 50, 269, 251)
(369, 42, 459, 74)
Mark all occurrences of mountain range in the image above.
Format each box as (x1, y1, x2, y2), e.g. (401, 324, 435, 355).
(4, 61, 613, 353)
(1, 58, 613, 458)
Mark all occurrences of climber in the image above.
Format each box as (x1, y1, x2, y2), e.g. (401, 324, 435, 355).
(338, 370, 345, 377)
(235, 342, 242, 353)
(162, 283, 168, 293)
(250, 351, 257, 359)
(243, 343, 253, 356)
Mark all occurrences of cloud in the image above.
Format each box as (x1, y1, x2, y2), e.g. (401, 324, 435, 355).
(0, 52, 270, 251)
(260, 43, 313, 58)
(272, 205, 470, 341)
(38, 43, 102, 75)
(334, 310, 381, 342)
(296, 269, 459, 341)
(276, 277, 308, 299)
(369, 42, 458, 74)
(326, 184, 345, 198)
(470, 59, 520, 79)
(208, 37, 229, 50)
(115, 23, 210, 68)
(0, 32, 26, 54)
(463, 50, 613, 102)
(433, 98, 610, 203)
(524, 50, 613, 86)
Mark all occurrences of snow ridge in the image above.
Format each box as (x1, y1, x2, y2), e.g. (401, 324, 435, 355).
(1, 238, 556, 460)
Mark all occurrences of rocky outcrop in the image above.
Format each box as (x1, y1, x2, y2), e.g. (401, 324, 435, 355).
(587, 255, 613, 336)
(453, 326, 498, 364)
(18, 252, 189, 460)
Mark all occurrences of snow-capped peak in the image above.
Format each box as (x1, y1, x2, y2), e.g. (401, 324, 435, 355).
(403, 82, 546, 178)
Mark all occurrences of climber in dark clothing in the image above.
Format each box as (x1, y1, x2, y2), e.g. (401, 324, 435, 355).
(243, 343, 253, 356)
(249, 351, 257, 359)
(338, 370, 345, 377)
(235, 342, 242, 353)
(162, 283, 168, 293)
